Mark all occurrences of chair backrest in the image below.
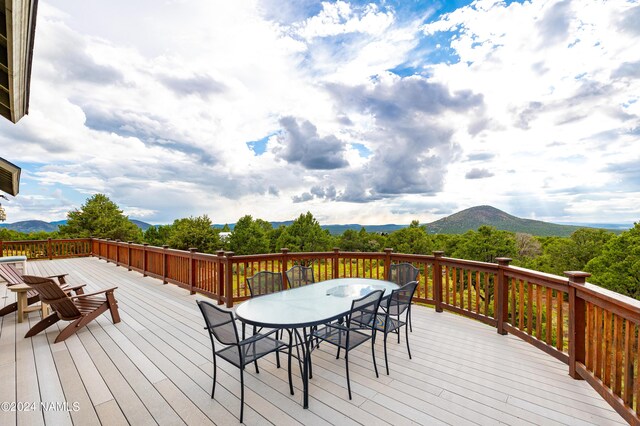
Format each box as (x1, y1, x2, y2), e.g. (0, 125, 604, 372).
(387, 262, 419, 285)
(285, 265, 315, 288)
(21, 275, 82, 320)
(348, 289, 384, 328)
(386, 281, 418, 316)
(197, 300, 239, 346)
(246, 271, 283, 297)
(0, 263, 23, 286)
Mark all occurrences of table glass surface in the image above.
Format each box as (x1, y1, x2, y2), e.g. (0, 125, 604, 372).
(235, 278, 399, 328)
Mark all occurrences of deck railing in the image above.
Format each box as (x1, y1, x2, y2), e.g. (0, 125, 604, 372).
(2, 237, 639, 424)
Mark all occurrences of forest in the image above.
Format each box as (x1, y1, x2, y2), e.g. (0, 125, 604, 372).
(2, 194, 638, 300)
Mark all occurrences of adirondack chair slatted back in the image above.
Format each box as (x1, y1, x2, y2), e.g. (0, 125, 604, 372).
(0, 263, 23, 286)
(21, 275, 82, 320)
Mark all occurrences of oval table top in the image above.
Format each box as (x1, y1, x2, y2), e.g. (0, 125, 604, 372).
(235, 277, 398, 329)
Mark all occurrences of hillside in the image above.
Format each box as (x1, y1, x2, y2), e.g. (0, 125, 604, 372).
(0, 220, 59, 233)
(0, 219, 153, 233)
(426, 205, 584, 237)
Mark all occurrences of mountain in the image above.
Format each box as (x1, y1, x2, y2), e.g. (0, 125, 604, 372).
(130, 219, 153, 231)
(0, 220, 59, 233)
(0, 219, 153, 233)
(425, 205, 585, 237)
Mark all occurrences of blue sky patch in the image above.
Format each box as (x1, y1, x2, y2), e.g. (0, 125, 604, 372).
(247, 134, 273, 155)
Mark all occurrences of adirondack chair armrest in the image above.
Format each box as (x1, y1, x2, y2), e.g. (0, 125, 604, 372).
(60, 283, 87, 294)
(48, 273, 69, 284)
(70, 287, 118, 299)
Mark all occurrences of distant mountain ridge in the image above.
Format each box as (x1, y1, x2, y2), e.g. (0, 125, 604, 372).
(1, 206, 629, 237)
(0, 219, 153, 233)
(426, 205, 594, 237)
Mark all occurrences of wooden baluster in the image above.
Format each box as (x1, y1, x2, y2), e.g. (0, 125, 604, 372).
(527, 281, 533, 335)
(495, 258, 511, 335)
(432, 251, 444, 313)
(567, 271, 588, 380)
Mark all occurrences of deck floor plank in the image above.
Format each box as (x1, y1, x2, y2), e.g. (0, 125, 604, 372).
(0, 257, 623, 425)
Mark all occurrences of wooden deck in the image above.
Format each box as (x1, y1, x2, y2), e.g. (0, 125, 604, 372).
(0, 257, 626, 425)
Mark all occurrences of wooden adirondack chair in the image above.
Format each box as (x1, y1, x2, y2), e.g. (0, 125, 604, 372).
(21, 275, 120, 343)
(0, 263, 85, 317)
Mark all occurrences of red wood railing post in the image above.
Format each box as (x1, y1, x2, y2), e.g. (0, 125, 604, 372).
(189, 248, 197, 295)
(332, 247, 340, 279)
(495, 257, 512, 335)
(433, 251, 444, 313)
(47, 238, 53, 260)
(0, 240, 3, 257)
(225, 252, 235, 308)
(162, 245, 169, 284)
(105, 239, 111, 263)
(217, 250, 225, 305)
(567, 271, 590, 380)
(281, 248, 290, 288)
(142, 243, 149, 276)
(127, 242, 132, 271)
(384, 248, 393, 280)
(115, 240, 121, 266)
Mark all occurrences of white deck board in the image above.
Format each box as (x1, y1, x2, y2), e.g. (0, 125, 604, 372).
(0, 256, 626, 425)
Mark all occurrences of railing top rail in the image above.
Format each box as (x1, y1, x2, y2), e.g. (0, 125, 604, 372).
(1, 238, 92, 244)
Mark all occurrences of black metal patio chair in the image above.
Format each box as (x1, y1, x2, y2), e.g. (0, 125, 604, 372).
(373, 281, 418, 375)
(197, 300, 292, 423)
(285, 265, 315, 288)
(387, 262, 419, 331)
(246, 271, 283, 297)
(310, 289, 384, 400)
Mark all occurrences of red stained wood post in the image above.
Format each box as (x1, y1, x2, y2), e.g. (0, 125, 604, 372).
(47, 238, 53, 260)
(0, 240, 4, 257)
(433, 251, 445, 313)
(217, 250, 225, 305)
(127, 242, 133, 271)
(115, 240, 121, 266)
(225, 252, 235, 308)
(333, 247, 340, 279)
(162, 245, 169, 284)
(189, 248, 197, 295)
(384, 248, 393, 280)
(495, 257, 512, 335)
(567, 271, 590, 380)
(142, 243, 149, 276)
(105, 239, 111, 263)
(281, 248, 290, 288)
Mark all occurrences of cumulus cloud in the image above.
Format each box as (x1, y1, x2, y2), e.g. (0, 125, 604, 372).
(274, 116, 349, 170)
(465, 168, 494, 179)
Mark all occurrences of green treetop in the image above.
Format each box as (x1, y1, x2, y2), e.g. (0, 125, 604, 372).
(58, 194, 142, 242)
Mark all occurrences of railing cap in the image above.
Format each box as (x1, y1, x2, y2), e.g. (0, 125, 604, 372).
(281, 247, 289, 253)
(565, 271, 591, 283)
(496, 257, 512, 266)
(433, 250, 445, 257)
(188, 247, 198, 252)
(384, 248, 393, 253)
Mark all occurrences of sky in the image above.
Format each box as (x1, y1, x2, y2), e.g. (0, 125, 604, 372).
(1, 0, 639, 226)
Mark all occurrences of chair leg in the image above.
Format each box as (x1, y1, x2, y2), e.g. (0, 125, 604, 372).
(383, 332, 389, 375)
(371, 330, 379, 378)
(24, 312, 60, 338)
(211, 355, 217, 398)
(345, 352, 352, 400)
(240, 367, 245, 423)
(106, 291, 120, 323)
(53, 318, 84, 343)
(405, 324, 412, 359)
(287, 330, 294, 395)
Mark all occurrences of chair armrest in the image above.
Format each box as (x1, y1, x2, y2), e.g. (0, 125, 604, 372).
(70, 287, 118, 299)
(48, 274, 68, 284)
(239, 328, 280, 345)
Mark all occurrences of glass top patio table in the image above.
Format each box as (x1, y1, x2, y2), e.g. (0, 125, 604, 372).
(235, 277, 399, 329)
